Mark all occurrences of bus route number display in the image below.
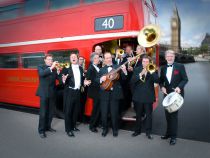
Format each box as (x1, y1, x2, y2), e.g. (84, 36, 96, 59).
(95, 15, 124, 31)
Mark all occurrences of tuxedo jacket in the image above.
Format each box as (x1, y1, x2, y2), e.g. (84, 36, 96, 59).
(96, 64, 126, 101)
(85, 64, 100, 99)
(121, 54, 134, 82)
(131, 66, 159, 103)
(36, 65, 58, 98)
(62, 66, 84, 90)
(159, 62, 188, 97)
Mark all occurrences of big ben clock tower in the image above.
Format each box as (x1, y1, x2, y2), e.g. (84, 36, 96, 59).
(171, 6, 181, 53)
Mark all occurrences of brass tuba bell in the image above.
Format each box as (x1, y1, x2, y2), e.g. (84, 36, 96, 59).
(137, 24, 161, 48)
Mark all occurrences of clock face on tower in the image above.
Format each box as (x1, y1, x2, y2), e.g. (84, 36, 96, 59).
(172, 20, 177, 28)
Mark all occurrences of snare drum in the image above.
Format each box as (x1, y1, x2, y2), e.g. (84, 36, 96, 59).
(162, 92, 184, 113)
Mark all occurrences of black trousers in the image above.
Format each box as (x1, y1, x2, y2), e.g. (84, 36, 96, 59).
(134, 102, 153, 135)
(64, 88, 80, 133)
(89, 97, 100, 129)
(100, 99, 119, 132)
(79, 88, 87, 123)
(38, 97, 55, 134)
(121, 84, 132, 113)
(165, 110, 178, 139)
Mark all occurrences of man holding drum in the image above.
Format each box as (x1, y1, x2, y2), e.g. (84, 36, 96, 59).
(159, 50, 188, 145)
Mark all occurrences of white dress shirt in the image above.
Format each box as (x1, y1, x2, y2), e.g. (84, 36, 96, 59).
(166, 65, 173, 84)
(71, 64, 81, 89)
(107, 66, 112, 72)
(93, 64, 100, 72)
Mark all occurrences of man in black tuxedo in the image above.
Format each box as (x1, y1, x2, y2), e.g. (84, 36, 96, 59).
(120, 46, 134, 113)
(159, 50, 188, 145)
(97, 52, 127, 137)
(131, 56, 159, 139)
(36, 54, 59, 138)
(133, 45, 146, 68)
(94, 45, 103, 67)
(85, 52, 101, 133)
(78, 56, 87, 123)
(62, 53, 88, 137)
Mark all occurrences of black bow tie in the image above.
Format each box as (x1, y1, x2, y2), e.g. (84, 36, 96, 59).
(107, 65, 113, 68)
(167, 64, 173, 67)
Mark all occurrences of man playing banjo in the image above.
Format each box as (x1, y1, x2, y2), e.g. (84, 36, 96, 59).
(159, 50, 188, 145)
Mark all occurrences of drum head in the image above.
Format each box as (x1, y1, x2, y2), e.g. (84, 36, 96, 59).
(162, 92, 179, 107)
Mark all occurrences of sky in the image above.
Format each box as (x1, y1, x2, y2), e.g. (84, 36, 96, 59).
(155, 0, 210, 47)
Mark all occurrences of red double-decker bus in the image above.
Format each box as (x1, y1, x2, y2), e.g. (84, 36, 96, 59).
(0, 0, 159, 119)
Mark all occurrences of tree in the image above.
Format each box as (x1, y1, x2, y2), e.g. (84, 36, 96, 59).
(200, 44, 208, 54)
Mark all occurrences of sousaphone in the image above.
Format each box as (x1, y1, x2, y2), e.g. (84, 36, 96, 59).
(137, 24, 161, 48)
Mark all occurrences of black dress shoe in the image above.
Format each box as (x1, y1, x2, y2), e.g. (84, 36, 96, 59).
(98, 124, 102, 129)
(73, 127, 80, 132)
(67, 131, 75, 137)
(102, 130, 108, 137)
(170, 138, 176, 145)
(90, 128, 98, 133)
(146, 134, 153, 140)
(132, 132, 141, 137)
(161, 135, 169, 139)
(47, 128, 56, 132)
(113, 131, 118, 137)
(39, 133, 46, 138)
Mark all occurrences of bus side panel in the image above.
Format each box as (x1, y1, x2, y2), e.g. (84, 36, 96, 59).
(0, 69, 40, 108)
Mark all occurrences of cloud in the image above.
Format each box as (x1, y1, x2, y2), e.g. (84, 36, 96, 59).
(181, 33, 206, 47)
(193, 33, 205, 41)
(159, 25, 171, 44)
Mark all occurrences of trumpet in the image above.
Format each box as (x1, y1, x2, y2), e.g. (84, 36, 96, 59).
(128, 55, 140, 67)
(55, 62, 70, 70)
(116, 48, 125, 59)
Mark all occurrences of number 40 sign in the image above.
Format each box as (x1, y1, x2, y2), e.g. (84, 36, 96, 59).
(94, 15, 124, 31)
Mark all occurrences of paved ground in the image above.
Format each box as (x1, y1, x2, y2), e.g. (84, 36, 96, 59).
(0, 108, 210, 158)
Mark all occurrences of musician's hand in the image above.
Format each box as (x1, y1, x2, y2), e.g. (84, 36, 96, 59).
(84, 79, 91, 86)
(139, 68, 146, 77)
(62, 74, 69, 83)
(161, 87, 168, 95)
(121, 65, 127, 75)
(128, 66, 133, 72)
(51, 61, 58, 70)
(127, 57, 133, 62)
(174, 87, 181, 94)
(100, 76, 107, 83)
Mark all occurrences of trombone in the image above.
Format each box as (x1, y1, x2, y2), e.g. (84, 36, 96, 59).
(146, 61, 157, 74)
(139, 60, 157, 83)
